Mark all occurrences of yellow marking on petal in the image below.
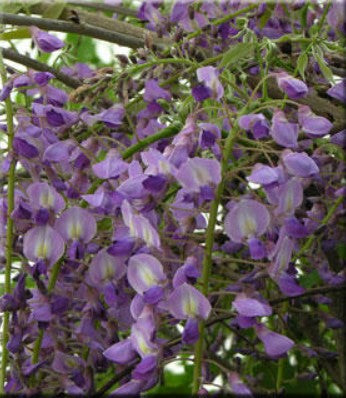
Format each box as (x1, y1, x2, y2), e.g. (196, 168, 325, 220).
(183, 294, 197, 317)
(285, 193, 293, 213)
(138, 335, 152, 355)
(103, 257, 115, 280)
(142, 226, 153, 247)
(139, 266, 156, 287)
(239, 213, 257, 236)
(128, 216, 136, 237)
(35, 241, 49, 259)
(68, 221, 82, 240)
(40, 190, 54, 208)
(159, 160, 170, 174)
(193, 166, 209, 186)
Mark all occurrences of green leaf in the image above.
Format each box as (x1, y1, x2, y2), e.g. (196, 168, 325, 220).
(220, 42, 254, 68)
(97, 218, 113, 232)
(297, 53, 308, 79)
(65, 34, 100, 66)
(0, 28, 31, 41)
(299, 269, 322, 288)
(336, 243, 346, 260)
(259, 4, 274, 29)
(313, 47, 335, 83)
(42, 1, 66, 19)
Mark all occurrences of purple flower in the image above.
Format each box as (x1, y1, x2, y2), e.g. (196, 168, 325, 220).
(92, 149, 128, 179)
(121, 200, 161, 249)
(269, 234, 294, 279)
(276, 72, 308, 99)
(278, 273, 305, 297)
(192, 84, 212, 102)
(182, 317, 199, 344)
(199, 123, 221, 149)
(13, 137, 39, 158)
(103, 339, 137, 364)
(284, 216, 309, 238)
(88, 248, 126, 286)
(327, 80, 346, 103)
(229, 372, 253, 396)
(0, 81, 13, 101)
(270, 111, 298, 148)
(255, 324, 294, 358)
(30, 26, 65, 53)
(26, 182, 65, 213)
(238, 113, 270, 139)
(143, 79, 171, 102)
(132, 355, 157, 380)
(330, 130, 346, 148)
(196, 66, 224, 100)
(33, 71, 54, 86)
(276, 178, 303, 215)
(282, 151, 319, 177)
(23, 225, 64, 266)
(175, 157, 221, 193)
(233, 293, 272, 317)
(167, 283, 211, 320)
(131, 308, 158, 357)
(127, 253, 167, 295)
(97, 104, 125, 128)
(298, 105, 332, 138)
(224, 199, 271, 242)
(55, 206, 97, 243)
(247, 164, 280, 186)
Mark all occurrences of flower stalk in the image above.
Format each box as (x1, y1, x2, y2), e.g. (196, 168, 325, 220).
(0, 50, 16, 394)
(192, 119, 241, 394)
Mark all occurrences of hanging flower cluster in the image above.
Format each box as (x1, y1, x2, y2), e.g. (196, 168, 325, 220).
(0, 1, 345, 396)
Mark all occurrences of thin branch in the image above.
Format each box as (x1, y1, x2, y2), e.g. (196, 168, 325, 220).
(270, 283, 346, 305)
(0, 12, 146, 49)
(22, 2, 170, 47)
(1, 47, 81, 88)
(65, 0, 138, 17)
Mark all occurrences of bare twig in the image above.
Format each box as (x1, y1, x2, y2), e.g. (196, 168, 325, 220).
(0, 12, 146, 49)
(1, 47, 81, 88)
(65, 0, 138, 17)
(270, 283, 346, 305)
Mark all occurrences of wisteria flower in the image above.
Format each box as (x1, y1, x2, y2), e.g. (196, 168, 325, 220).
(175, 157, 221, 194)
(195, 66, 224, 100)
(255, 324, 294, 358)
(270, 110, 298, 148)
(30, 26, 65, 53)
(121, 200, 161, 249)
(225, 199, 270, 259)
(23, 225, 64, 267)
(298, 105, 332, 137)
(282, 151, 319, 177)
(92, 149, 128, 179)
(276, 72, 308, 99)
(127, 253, 167, 299)
(238, 113, 270, 140)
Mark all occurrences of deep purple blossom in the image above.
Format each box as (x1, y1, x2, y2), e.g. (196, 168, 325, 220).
(238, 113, 270, 139)
(270, 110, 298, 148)
(276, 72, 308, 99)
(30, 27, 65, 53)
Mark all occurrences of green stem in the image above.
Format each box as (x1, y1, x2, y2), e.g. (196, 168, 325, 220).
(0, 50, 16, 394)
(32, 260, 62, 364)
(122, 123, 181, 160)
(192, 121, 241, 394)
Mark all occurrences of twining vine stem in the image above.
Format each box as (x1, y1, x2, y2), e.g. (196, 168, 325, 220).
(0, 49, 16, 394)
